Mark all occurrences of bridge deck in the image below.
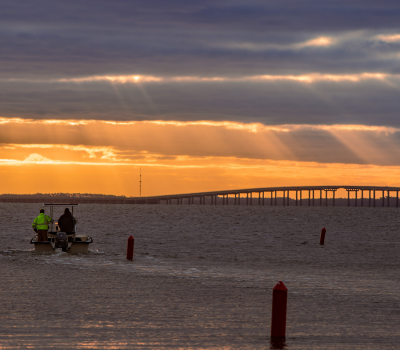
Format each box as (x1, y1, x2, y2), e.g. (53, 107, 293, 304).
(135, 186, 400, 208)
(1, 186, 399, 207)
(138, 185, 399, 199)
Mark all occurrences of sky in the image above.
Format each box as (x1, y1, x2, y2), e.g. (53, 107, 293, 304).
(2, 0, 400, 196)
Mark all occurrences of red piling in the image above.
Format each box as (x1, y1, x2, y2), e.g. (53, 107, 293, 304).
(127, 235, 134, 260)
(320, 227, 326, 245)
(271, 281, 288, 339)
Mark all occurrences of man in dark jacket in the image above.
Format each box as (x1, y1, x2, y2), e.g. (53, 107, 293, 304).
(58, 208, 76, 234)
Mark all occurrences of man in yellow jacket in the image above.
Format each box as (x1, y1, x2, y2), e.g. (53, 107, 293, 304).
(32, 209, 53, 242)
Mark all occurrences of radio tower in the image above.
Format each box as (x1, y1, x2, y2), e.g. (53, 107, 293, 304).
(140, 168, 142, 197)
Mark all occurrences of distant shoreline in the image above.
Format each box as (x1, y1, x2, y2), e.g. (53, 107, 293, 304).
(0, 194, 145, 204)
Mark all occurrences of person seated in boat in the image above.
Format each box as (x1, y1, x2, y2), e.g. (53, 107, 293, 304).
(32, 209, 53, 242)
(58, 208, 77, 234)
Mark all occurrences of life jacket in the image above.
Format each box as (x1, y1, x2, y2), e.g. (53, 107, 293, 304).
(33, 213, 51, 230)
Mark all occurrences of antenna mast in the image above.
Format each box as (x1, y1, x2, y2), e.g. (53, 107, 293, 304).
(140, 168, 142, 197)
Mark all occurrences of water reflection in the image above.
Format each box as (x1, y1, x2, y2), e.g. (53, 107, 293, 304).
(270, 337, 287, 349)
(1, 204, 400, 349)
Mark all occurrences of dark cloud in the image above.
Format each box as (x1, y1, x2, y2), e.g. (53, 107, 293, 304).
(1, 0, 400, 79)
(1, 79, 400, 127)
(1, 0, 400, 130)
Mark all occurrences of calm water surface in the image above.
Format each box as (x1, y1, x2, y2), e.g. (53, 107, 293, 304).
(0, 203, 399, 349)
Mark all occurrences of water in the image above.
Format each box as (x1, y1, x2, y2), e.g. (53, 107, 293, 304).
(0, 203, 399, 349)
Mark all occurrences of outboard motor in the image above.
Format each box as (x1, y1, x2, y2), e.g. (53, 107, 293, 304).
(55, 232, 68, 252)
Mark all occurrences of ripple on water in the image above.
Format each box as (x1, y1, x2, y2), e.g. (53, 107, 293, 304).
(0, 204, 399, 349)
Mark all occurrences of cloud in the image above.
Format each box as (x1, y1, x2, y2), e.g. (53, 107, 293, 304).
(216, 36, 337, 52)
(1, 74, 400, 127)
(297, 37, 335, 48)
(1, 118, 400, 166)
(23, 153, 53, 163)
(1, 1, 400, 81)
(3, 1, 400, 195)
(376, 34, 400, 42)
(10, 71, 389, 84)
(1, 2, 400, 132)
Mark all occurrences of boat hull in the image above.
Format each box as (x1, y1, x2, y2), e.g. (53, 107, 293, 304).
(68, 242, 91, 253)
(32, 241, 54, 252)
(31, 234, 93, 253)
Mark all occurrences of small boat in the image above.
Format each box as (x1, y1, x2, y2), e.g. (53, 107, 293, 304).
(30, 203, 93, 253)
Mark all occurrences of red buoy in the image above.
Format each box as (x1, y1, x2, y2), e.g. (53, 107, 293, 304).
(271, 281, 288, 339)
(127, 235, 134, 260)
(320, 227, 326, 245)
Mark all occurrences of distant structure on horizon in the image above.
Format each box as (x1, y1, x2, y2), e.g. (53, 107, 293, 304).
(137, 185, 400, 208)
(1, 186, 400, 208)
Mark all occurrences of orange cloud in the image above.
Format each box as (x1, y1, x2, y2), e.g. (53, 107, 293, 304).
(1, 118, 400, 195)
(376, 34, 400, 42)
(3, 72, 398, 84)
(214, 36, 336, 51)
(0, 118, 399, 166)
(297, 36, 335, 48)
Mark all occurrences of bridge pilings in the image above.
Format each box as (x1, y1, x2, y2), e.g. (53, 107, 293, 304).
(126, 186, 400, 208)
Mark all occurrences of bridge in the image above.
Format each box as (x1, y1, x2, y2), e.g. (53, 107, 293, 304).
(134, 186, 400, 207)
(1, 186, 399, 207)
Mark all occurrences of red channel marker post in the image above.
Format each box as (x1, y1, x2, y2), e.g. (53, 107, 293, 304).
(271, 281, 288, 339)
(320, 227, 326, 245)
(127, 235, 134, 260)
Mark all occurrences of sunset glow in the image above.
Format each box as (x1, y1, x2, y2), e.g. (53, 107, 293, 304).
(297, 36, 336, 48)
(376, 34, 400, 42)
(1, 117, 400, 195)
(1, 1, 400, 196)
(5, 72, 397, 85)
(2, 4, 400, 350)
(1, 157, 400, 196)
